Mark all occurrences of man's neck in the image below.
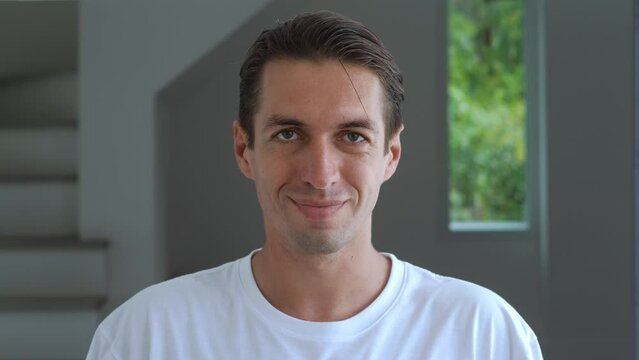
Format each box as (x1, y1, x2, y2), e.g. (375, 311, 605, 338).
(251, 238, 391, 322)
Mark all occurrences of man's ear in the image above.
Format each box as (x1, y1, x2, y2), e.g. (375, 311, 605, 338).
(383, 124, 403, 182)
(233, 121, 254, 180)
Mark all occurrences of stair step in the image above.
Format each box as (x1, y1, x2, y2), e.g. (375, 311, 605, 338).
(0, 236, 107, 297)
(0, 119, 76, 129)
(0, 72, 76, 127)
(0, 182, 76, 235)
(0, 173, 77, 183)
(0, 236, 107, 359)
(0, 1, 77, 79)
(0, 308, 97, 360)
(0, 295, 105, 310)
(0, 235, 107, 249)
(0, 127, 77, 176)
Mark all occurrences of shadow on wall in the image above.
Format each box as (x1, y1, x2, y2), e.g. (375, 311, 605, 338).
(155, 9, 269, 279)
(155, 4, 312, 279)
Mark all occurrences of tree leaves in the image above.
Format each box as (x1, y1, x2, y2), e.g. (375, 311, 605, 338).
(449, 0, 525, 221)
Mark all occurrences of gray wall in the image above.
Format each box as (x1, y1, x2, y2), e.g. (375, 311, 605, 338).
(158, 0, 545, 346)
(79, 0, 269, 313)
(546, 0, 634, 358)
(81, 1, 635, 358)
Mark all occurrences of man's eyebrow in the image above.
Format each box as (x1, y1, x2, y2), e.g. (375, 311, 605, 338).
(263, 115, 307, 130)
(264, 115, 378, 133)
(338, 119, 378, 133)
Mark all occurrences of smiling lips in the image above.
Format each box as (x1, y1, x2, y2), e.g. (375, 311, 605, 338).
(290, 198, 347, 220)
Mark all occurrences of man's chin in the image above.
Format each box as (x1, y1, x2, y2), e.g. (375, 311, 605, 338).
(288, 232, 348, 255)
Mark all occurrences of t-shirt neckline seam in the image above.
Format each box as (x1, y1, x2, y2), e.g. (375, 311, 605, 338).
(236, 249, 407, 340)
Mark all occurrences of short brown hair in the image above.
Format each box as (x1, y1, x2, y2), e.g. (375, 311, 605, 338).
(239, 10, 404, 149)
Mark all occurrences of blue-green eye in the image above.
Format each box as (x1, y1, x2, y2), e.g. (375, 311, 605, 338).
(344, 132, 365, 143)
(276, 130, 299, 141)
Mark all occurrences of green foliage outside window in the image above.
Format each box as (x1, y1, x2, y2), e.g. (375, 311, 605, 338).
(448, 0, 526, 222)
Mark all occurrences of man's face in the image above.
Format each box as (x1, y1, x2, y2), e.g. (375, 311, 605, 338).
(234, 58, 401, 255)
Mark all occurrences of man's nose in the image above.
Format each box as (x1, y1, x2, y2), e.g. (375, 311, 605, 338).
(300, 140, 340, 190)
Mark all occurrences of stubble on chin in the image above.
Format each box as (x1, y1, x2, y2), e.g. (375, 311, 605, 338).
(287, 230, 349, 255)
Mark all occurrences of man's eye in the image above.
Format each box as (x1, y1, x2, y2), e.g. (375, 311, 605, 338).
(343, 132, 365, 143)
(276, 130, 299, 141)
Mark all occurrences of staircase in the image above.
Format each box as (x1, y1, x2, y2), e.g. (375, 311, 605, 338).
(0, 2, 108, 359)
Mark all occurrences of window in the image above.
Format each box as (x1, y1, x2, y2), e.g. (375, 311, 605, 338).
(448, 0, 528, 230)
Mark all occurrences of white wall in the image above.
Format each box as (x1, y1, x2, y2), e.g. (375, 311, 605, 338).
(79, 0, 269, 313)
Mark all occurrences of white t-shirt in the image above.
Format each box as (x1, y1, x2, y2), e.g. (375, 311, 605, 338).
(87, 251, 543, 359)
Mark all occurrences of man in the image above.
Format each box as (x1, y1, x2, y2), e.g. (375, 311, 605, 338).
(87, 11, 542, 359)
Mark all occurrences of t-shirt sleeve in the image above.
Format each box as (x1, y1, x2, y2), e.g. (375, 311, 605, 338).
(500, 310, 543, 360)
(522, 331, 544, 360)
(86, 327, 118, 360)
(439, 278, 545, 359)
(481, 290, 544, 359)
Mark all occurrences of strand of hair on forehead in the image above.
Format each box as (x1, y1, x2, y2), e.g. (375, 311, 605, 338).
(338, 58, 371, 123)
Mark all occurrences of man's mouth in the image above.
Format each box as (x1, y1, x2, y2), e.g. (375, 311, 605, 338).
(289, 198, 347, 220)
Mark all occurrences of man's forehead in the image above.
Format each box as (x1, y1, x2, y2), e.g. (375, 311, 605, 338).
(255, 58, 384, 128)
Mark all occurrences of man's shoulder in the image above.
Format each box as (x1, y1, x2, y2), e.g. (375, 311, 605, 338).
(100, 257, 243, 331)
(404, 263, 525, 326)
(400, 260, 532, 333)
(403, 260, 508, 304)
(138, 258, 238, 303)
(390, 258, 542, 358)
(87, 257, 249, 359)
